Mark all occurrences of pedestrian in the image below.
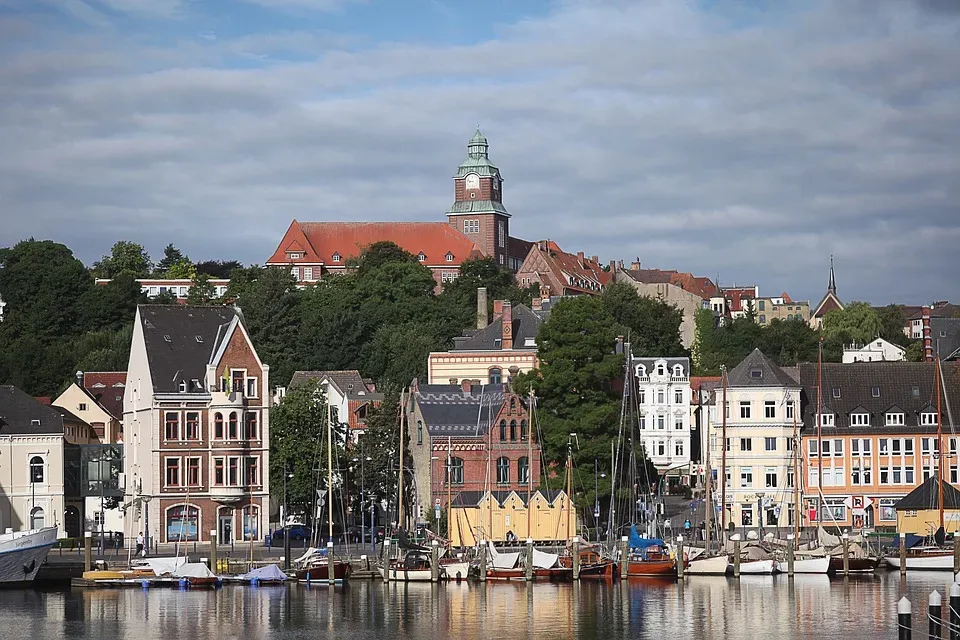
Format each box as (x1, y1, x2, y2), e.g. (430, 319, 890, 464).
(690, 500, 696, 514)
(136, 532, 145, 557)
(683, 519, 691, 533)
(698, 521, 706, 541)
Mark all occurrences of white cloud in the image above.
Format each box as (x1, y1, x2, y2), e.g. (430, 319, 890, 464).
(0, 0, 957, 305)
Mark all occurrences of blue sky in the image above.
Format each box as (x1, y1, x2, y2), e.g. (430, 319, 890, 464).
(1, 0, 958, 305)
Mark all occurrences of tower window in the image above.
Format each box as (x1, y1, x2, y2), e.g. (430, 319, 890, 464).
(464, 220, 480, 234)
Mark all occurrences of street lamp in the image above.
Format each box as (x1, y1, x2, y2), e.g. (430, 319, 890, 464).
(282, 460, 294, 569)
(755, 492, 765, 538)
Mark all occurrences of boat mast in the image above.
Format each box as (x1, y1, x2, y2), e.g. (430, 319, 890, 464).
(937, 359, 944, 532)
(397, 388, 406, 532)
(487, 394, 493, 541)
(327, 389, 334, 543)
(527, 388, 534, 541)
(792, 398, 800, 548)
(566, 439, 573, 541)
(816, 339, 823, 527)
(703, 386, 712, 555)
(447, 435, 453, 542)
(720, 365, 728, 538)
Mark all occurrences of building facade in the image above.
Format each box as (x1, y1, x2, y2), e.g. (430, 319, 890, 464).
(515, 241, 610, 298)
(797, 362, 959, 532)
(842, 338, 906, 363)
(286, 370, 383, 441)
(753, 295, 811, 326)
(633, 357, 693, 480)
(123, 305, 270, 544)
(95, 279, 231, 302)
(709, 349, 802, 533)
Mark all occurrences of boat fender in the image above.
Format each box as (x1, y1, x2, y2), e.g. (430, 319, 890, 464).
(178, 578, 189, 589)
(251, 577, 260, 587)
(22, 559, 36, 575)
(141, 580, 150, 589)
(215, 578, 223, 589)
(306, 572, 311, 584)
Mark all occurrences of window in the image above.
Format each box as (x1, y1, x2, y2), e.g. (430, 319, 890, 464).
(497, 457, 510, 484)
(820, 413, 835, 427)
(750, 369, 762, 379)
(872, 387, 881, 398)
(765, 467, 777, 488)
(808, 440, 818, 456)
(166, 505, 199, 542)
(30, 507, 45, 529)
(231, 370, 245, 393)
(656, 441, 666, 456)
(675, 440, 684, 457)
(228, 458, 239, 485)
(464, 219, 480, 234)
(905, 438, 915, 455)
(657, 415, 665, 430)
(287, 252, 302, 259)
(445, 252, 454, 262)
(245, 412, 258, 440)
(674, 417, 684, 430)
(245, 457, 259, 486)
(850, 413, 870, 426)
(657, 390, 665, 404)
(740, 467, 753, 488)
(520, 420, 528, 441)
(808, 468, 819, 488)
(786, 437, 794, 452)
(186, 458, 201, 486)
(638, 389, 646, 404)
(833, 439, 843, 456)
(886, 412, 905, 426)
(228, 412, 238, 440)
(214, 458, 225, 485)
(417, 252, 426, 262)
(879, 498, 896, 521)
(214, 413, 224, 439)
(921, 438, 940, 455)
(246, 377, 258, 398)
(441, 271, 457, 283)
(674, 389, 683, 404)
(740, 438, 752, 452)
(921, 412, 938, 426)
(764, 401, 776, 419)
(303, 267, 313, 281)
(510, 420, 517, 442)
(29, 456, 44, 483)
(758, 300, 765, 311)
(759, 314, 766, 324)
(832, 387, 841, 399)
(765, 437, 777, 452)
(165, 458, 180, 487)
(499, 420, 506, 441)
(332, 253, 341, 262)
(165, 412, 180, 441)
(449, 457, 464, 485)
(498, 222, 505, 248)
(79, 402, 88, 411)
(489, 368, 502, 384)
(186, 412, 200, 440)
(880, 466, 890, 484)
(851, 467, 872, 486)
(739, 401, 751, 419)
(291, 267, 300, 281)
(518, 457, 530, 484)
(741, 505, 753, 526)
(725, 438, 731, 452)
(825, 499, 846, 521)
(905, 466, 915, 484)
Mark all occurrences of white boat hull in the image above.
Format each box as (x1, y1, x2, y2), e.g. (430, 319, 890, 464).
(686, 555, 729, 575)
(885, 553, 954, 571)
(775, 556, 830, 574)
(440, 562, 470, 580)
(379, 566, 435, 582)
(738, 559, 776, 575)
(0, 527, 58, 583)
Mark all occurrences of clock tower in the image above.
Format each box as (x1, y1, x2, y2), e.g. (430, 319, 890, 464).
(447, 129, 512, 267)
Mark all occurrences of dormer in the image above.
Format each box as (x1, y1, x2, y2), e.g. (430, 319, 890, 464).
(672, 363, 684, 378)
(849, 406, 871, 427)
(417, 252, 427, 262)
(884, 405, 905, 426)
(920, 404, 938, 426)
(332, 252, 341, 263)
(445, 251, 455, 262)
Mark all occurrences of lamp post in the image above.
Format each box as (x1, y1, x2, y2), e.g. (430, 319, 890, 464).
(282, 460, 293, 568)
(756, 492, 765, 538)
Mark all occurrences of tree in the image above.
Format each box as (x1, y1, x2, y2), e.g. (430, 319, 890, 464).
(821, 302, 882, 345)
(760, 317, 819, 366)
(876, 304, 911, 347)
(78, 272, 145, 333)
(92, 241, 152, 278)
(155, 244, 186, 275)
(186, 273, 216, 305)
(164, 259, 196, 280)
(439, 256, 537, 328)
(362, 321, 451, 389)
(602, 282, 686, 357)
(353, 241, 417, 275)
(358, 391, 405, 515)
(196, 260, 243, 279)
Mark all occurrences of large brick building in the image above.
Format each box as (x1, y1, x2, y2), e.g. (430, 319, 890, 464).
(266, 130, 532, 289)
(123, 305, 270, 545)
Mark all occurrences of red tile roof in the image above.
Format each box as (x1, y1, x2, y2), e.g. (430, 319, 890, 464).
(724, 287, 757, 313)
(83, 372, 126, 420)
(266, 220, 484, 266)
(540, 240, 611, 293)
(620, 268, 719, 300)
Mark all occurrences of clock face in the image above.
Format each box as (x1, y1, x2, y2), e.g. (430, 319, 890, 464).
(464, 173, 480, 190)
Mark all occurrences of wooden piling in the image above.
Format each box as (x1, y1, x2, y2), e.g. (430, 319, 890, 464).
(327, 541, 335, 586)
(953, 536, 960, 574)
(572, 537, 581, 581)
(525, 538, 533, 582)
(842, 535, 850, 577)
(430, 541, 439, 583)
(620, 536, 628, 581)
(733, 539, 741, 578)
(84, 531, 92, 573)
(382, 540, 390, 583)
(899, 532, 907, 577)
(786, 533, 795, 577)
(209, 530, 218, 575)
(676, 536, 684, 580)
(898, 596, 911, 640)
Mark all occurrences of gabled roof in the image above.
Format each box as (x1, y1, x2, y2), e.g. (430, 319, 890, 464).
(288, 370, 384, 401)
(633, 357, 691, 378)
(813, 291, 843, 318)
(618, 268, 719, 300)
(0, 385, 66, 435)
(414, 383, 511, 437)
(796, 362, 960, 432)
(82, 372, 126, 420)
(450, 489, 567, 508)
(452, 303, 542, 351)
(726, 349, 800, 388)
(931, 318, 960, 361)
(265, 221, 484, 266)
(895, 476, 960, 511)
(522, 240, 611, 295)
(138, 305, 240, 394)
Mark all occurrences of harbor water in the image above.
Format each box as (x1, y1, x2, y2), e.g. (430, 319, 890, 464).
(2, 572, 956, 639)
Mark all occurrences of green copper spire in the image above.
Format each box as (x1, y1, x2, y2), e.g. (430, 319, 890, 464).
(468, 128, 488, 159)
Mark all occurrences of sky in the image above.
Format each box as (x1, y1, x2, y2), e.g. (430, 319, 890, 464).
(0, 0, 958, 306)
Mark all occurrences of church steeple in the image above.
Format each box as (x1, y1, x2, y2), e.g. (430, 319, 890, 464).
(467, 128, 489, 159)
(828, 255, 837, 295)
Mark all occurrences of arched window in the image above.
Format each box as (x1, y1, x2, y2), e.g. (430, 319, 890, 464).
(510, 420, 517, 441)
(228, 412, 238, 440)
(518, 457, 530, 484)
(30, 507, 45, 529)
(497, 457, 510, 485)
(166, 504, 200, 542)
(29, 456, 44, 484)
(499, 420, 506, 441)
(489, 368, 502, 384)
(510, 398, 516, 410)
(450, 457, 464, 485)
(417, 421, 423, 445)
(214, 413, 224, 439)
(520, 420, 528, 441)
(242, 505, 259, 541)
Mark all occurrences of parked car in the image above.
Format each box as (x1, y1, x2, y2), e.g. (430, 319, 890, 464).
(271, 524, 312, 541)
(346, 526, 384, 543)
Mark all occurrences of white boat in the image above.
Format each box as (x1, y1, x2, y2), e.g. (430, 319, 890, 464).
(738, 559, 776, 575)
(379, 564, 434, 582)
(0, 527, 58, 584)
(775, 556, 830, 574)
(440, 561, 470, 580)
(885, 548, 954, 571)
(686, 555, 729, 575)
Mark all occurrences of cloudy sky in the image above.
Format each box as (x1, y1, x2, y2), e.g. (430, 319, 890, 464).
(1, 0, 957, 306)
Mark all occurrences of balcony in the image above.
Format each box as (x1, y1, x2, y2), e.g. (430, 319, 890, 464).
(210, 487, 245, 503)
(210, 390, 249, 407)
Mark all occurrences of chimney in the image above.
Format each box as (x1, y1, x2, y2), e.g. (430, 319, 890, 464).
(461, 380, 472, 393)
(477, 287, 489, 329)
(615, 335, 624, 355)
(493, 300, 504, 322)
(609, 260, 616, 273)
(577, 251, 585, 263)
(501, 300, 513, 350)
(923, 306, 933, 362)
(531, 297, 542, 312)
(76, 370, 83, 387)
(630, 259, 641, 270)
(591, 255, 598, 264)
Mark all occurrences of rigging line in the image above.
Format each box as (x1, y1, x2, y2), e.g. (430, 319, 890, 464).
(607, 346, 630, 548)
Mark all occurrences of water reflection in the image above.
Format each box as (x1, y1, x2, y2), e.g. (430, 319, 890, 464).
(5, 573, 960, 639)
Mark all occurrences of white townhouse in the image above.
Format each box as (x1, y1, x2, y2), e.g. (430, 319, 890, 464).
(633, 357, 692, 482)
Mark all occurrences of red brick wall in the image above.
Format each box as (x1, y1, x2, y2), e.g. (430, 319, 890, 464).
(158, 496, 266, 542)
(216, 328, 263, 385)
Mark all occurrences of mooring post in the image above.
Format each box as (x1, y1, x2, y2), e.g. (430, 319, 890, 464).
(83, 531, 92, 573)
(525, 538, 533, 582)
(950, 581, 960, 640)
(786, 533, 795, 577)
(327, 541, 335, 586)
(733, 539, 741, 578)
(900, 532, 907, 576)
(898, 596, 912, 640)
(620, 536, 629, 581)
(930, 590, 942, 640)
(676, 535, 684, 580)
(382, 540, 390, 583)
(572, 536, 581, 581)
(430, 540, 439, 583)
(479, 539, 487, 582)
(954, 536, 960, 575)
(209, 530, 218, 574)
(842, 533, 850, 577)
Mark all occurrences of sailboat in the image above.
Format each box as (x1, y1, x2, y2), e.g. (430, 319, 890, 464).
(296, 389, 352, 582)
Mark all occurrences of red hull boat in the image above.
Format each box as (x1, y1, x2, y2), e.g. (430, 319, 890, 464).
(295, 561, 352, 582)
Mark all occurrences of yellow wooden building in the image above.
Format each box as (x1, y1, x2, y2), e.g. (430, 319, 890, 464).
(448, 490, 578, 546)
(895, 476, 960, 536)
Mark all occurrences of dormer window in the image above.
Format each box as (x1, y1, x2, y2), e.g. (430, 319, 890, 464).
(672, 364, 684, 377)
(750, 369, 762, 379)
(921, 412, 939, 426)
(886, 412, 904, 426)
(163, 335, 172, 342)
(872, 387, 880, 398)
(287, 252, 302, 259)
(417, 252, 426, 262)
(820, 413, 835, 427)
(179, 380, 187, 393)
(850, 412, 870, 426)
(332, 253, 341, 262)
(832, 387, 841, 398)
(445, 252, 454, 262)
(195, 336, 203, 343)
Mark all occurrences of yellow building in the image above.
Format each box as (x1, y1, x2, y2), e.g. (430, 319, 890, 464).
(895, 476, 960, 536)
(449, 490, 577, 546)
